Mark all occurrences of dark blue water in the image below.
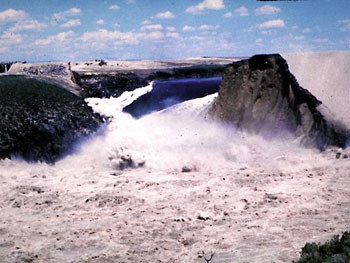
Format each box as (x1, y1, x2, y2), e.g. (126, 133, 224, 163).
(123, 77, 221, 118)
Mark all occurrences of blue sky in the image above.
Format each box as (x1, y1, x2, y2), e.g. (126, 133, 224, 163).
(0, 0, 349, 62)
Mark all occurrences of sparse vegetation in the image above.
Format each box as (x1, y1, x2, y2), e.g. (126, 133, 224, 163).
(293, 232, 350, 263)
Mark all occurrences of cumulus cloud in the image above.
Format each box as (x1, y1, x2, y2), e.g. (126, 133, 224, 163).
(183, 24, 218, 32)
(109, 5, 120, 10)
(337, 19, 350, 32)
(224, 12, 232, 18)
(141, 24, 163, 31)
(186, 0, 225, 14)
(53, 8, 81, 21)
(0, 30, 25, 44)
(81, 29, 165, 46)
(183, 25, 195, 32)
(61, 19, 80, 28)
(313, 38, 329, 43)
(142, 20, 151, 25)
(8, 19, 47, 32)
(302, 27, 311, 33)
(97, 19, 104, 25)
(166, 32, 180, 38)
(234, 6, 249, 17)
(0, 8, 27, 23)
(294, 35, 305, 40)
(81, 29, 140, 45)
(152, 11, 175, 19)
(189, 35, 205, 41)
(255, 5, 281, 15)
(35, 30, 75, 45)
(145, 31, 164, 40)
(258, 19, 285, 29)
(166, 26, 176, 32)
(199, 24, 220, 31)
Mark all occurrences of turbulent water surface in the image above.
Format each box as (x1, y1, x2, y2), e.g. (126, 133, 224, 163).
(0, 52, 350, 263)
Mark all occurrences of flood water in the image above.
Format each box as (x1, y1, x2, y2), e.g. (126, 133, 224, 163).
(123, 77, 221, 118)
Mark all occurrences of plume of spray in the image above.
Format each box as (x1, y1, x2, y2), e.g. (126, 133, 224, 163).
(82, 82, 330, 174)
(0, 81, 334, 177)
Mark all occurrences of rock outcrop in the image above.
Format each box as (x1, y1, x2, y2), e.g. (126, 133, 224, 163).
(210, 54, 347, 150)
(0, 75, 103, 163)
(73, 72, 148, 98)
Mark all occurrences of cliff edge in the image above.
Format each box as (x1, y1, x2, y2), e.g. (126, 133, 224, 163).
(210, 54, 347, 150)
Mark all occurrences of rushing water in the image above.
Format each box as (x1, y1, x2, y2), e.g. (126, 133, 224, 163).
(123, 77, 221, 118)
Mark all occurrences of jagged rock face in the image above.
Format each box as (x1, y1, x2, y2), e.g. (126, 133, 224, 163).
(73, 72, 148, 98)
(0, 76, 103, 163)
(210, 54, 346, 150)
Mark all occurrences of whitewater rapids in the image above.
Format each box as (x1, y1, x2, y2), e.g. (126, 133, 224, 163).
(0, 51, 350, 263)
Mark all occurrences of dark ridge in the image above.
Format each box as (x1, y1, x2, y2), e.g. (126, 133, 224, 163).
(0, 75, 103, 163)
(147, 64, 227, 81)
(72, 71, 148, 98)
(123, 77, 222, 118)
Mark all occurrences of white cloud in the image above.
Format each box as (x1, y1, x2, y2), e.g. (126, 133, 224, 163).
(234, 6, 249, 17)
(294, 36, 305, 41)
(142, 20, 151, 25)
(141, 24, 163, 31)
(255, 5, 281, 15)
(183, 25, 195, 32)
(256, 38, 263, 43)
(53, 8, 81, 21)
(313, 38, 329, 43)
(183, 24, 218, 32)
(0, 8, 27, 23)
(199, 24, 219, 31)
(109, 5, 120, 10)
(224, 12, 232, 18)
(35, 31, 75, 45)
(166, 32, 180, 38)
(9, 19, 47, 32)
(61, 19, 80, 28)
(302, 27, 311, 33)
(166, 26, 176, 32)
(81, 29, 140, 45)
(145, 31, 164, 40)
(189, 36, 205, 41)
(97, 19, 105, 25)
(258, 19, 285, 29)
(337, 19, 350, 32)
(0, 30, 25, 44)
(186, 0, 225, 14)
(152, 11, 175, 19)
(114, 23, 120, 28)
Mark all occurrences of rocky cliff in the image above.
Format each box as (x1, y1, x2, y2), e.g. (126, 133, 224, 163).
(0, 75, 103, 163)
(210, 54, 347, 150)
